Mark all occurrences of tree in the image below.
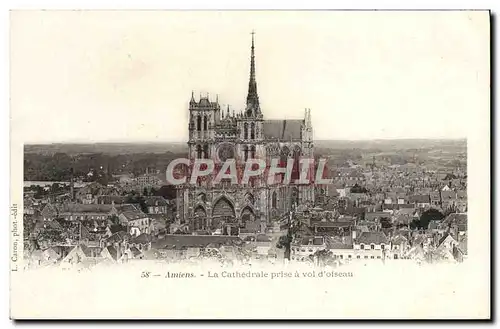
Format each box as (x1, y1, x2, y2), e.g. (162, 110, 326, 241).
(276, 235, 291, 249)
(380, 218, 393, 229)
(411, 208, 444, 230)
(37, 227, 66, 245)
(154, 185, 177, 200)
(125, 194, 149, 213)
(109, 215, 120, 226)
(351, 184, 368, 194)
(23, 215, 35, 239)
(419, 208, 444, 228)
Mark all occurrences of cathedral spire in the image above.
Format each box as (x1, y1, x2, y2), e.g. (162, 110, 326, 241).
(190, 90, 196, 104)
(246, 30, 260, 117)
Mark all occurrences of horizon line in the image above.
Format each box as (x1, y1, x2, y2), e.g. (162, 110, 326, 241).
(23, 137, 467, 146)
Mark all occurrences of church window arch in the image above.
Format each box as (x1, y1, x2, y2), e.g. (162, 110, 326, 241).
(212, 197, 236, 220)
(197, 116, 202, 131)
(196, 145, 202, 159)
(240, 206, 255, 224)
(244, 123, 248, 139)
(244, 193, 255, 205)
(203, 116, 208, 131)
(250, 122, 255, 139)
(244, 145, 249, 161)
(203, 144, 209, 159)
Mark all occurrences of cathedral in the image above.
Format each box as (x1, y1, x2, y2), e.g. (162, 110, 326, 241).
(176, 33, 315, 233)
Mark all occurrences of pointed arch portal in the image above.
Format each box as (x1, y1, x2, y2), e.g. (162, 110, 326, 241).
(212, 197, 236, 220)
(241, 206, 256, 224)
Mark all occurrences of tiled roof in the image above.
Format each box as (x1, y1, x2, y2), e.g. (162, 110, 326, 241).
(310, 221, 353, 228)
(121, 211, 147, 221)
(97, 195, 128, 204)
(131, 233, 152, 244)
(443, 213, 467, 225)
(129, 247, 142, 257)
(105, 231, 129, 243)
(35, 220, 63, 231)
(114, 204, 141, 213)
(365, 212, 391, 221)
(255, 234, 272, 242)
(144, 196, 169, 207)
(295, 236, 324, 246)
(441, 191, 457, 200)
(327, 242, 353, 249)
(428, 220, 441, 230)
(58, 204, 113, 214)
(263, 119, 303, 140)
(106, 246, 119, 260)
(438, 233, 456, 246)
(410, 195, 431, 204)
(391, 235, 408, 245)
(356, 232, 388, 245)
(151, 235, 243, 250)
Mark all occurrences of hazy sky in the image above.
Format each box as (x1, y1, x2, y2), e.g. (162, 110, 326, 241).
(10, 11, 489, 143)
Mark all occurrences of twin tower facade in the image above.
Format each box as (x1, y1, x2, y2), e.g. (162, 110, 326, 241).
(176, 33, 315, 234)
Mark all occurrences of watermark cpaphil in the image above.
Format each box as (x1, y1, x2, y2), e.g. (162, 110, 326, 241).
(165, 156, 333, 186)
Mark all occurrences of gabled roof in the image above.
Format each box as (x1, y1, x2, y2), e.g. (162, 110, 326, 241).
(151, 235, 243, 250)
(263, 119, 303, 140)
(58, 203, 113, 214)
(310, 220, 353, 228)
(131, 233, 152, 244)
(295, 236, 325, 246)
(438, 233, 457, 247)
(356, 232, 388, 245)
(114, 204, 141, 213)
(391, 235, 408, 245)
(121, 211, 147, 221)
(428, 220, 441, 230)
(443, 213, 467, 226)
(255, 234, 272, 242)
(97, 195, 128, 204)
(410, 195, 431, 204)
(105, 246, 119, 260)
(129, 247, 142, 257)
(441, 191, 457, 200)
(105, 231, 129, 243)
(144, 196, 169, 207)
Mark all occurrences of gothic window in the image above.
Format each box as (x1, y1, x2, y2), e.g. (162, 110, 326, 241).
(244, 145, 249, 161)
(292, 146, 302, 181)
(244, 193, 255, 205)
(203, 144, 209, 159)
(250, 145, 256, 159)
(197, 116, 202, 131)
(250, 122, 255, 139)
(280, 146, 290, 163)
(244, 123, 248, 139)
(196, 145, 202, 159)
(203, 116, 208, 131)
(272, 191, 277, 209)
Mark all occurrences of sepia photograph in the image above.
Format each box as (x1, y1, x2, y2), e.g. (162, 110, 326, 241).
(9, 10, 490, 319)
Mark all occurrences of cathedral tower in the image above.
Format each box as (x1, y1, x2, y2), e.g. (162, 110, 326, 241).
(237, 31, 265, 164)
(188, 92, 220, 161)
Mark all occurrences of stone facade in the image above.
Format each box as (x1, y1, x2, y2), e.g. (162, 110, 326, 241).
(176, 33, 315, 232)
